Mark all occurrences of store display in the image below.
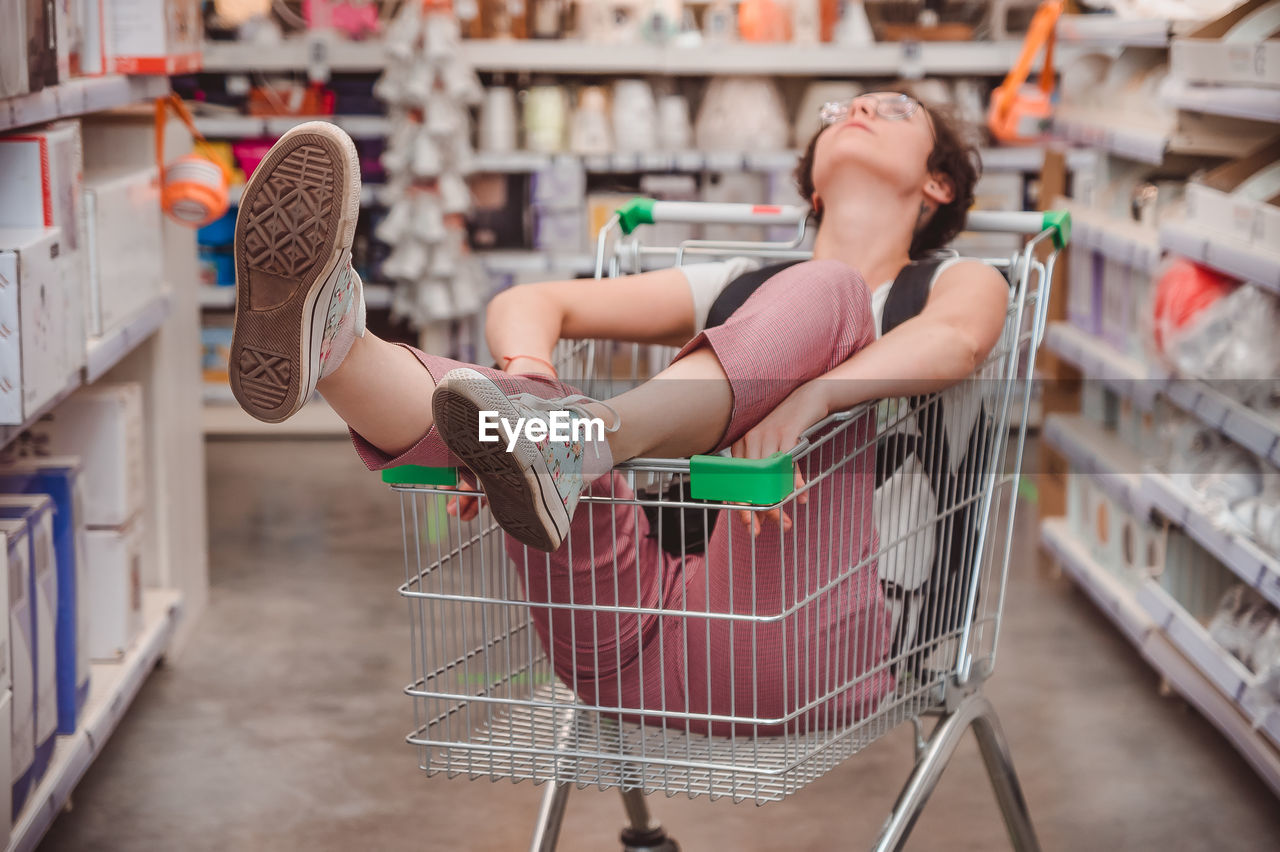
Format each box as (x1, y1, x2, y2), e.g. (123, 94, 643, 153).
(154, 94, 230, 228)
(0, 460, 88, 736)
(694, 77, 788, 151)
(0, 3, 31, 99)
(1, 520, 33, 822)
(108, 0, 202, 74)
(478, 86, 519, 152)
(0, 496, 56, 807)
(83, 167, 165, 338)
(523, 83, 569, 152)
(83, 521, 143, 661)
(1173, 0, 1280, 88)
(611, 79, 657, 153)
(24, 383, 146, 529)
(1185, 139, 1280, 253)
(0, 228, 71, 426)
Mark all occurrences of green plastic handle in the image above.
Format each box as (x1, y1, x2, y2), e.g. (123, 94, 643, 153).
(615, 197, 656, 235)
(1042, 209, 1071, 250)
(381, 465, 459, 486)
(688, 452, 795, 506)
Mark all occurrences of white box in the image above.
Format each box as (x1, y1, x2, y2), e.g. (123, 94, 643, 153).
(77, 0, 115, 77)
(109, 0, 202, 75)
(0, 689, 12, 846)
(0, 523, 31, 820)
(1171, 0, 1280, 89)
(0, 4, 31, 98)
(84, 520, 143, 660)
(0, 121, 87, 378)
(82, 167, 164, 338)
(0, 227, 70, 425)
(1185, 138, 1280, 251)
(24, 383, 145, 528)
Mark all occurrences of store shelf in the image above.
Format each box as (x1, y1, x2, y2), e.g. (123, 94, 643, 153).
(1053, 110, 1170, 165)
(7, 589, 183, 852)
(1041, 518, 1154, 646)
(198, 284, 392, 310)
(85, 293, 173, 384)
(1042, 414, 1145, 517)
(202, 392, 349, 437)
(1140, 473, 1280, 613)
(1062, 202, 1163, 274)
(1041, 518, 1280, 796)
(1159, 220, 1280, 296)
(227, 182, 385, 208)
(1162, 378, 1280, 466)
(1163, 80, 1280, 124)
(1055, 14, 1177, 48)
(0, 75, 171, 134)
(192, 114, 391, 139)
(477, 250, 596, 276)
(203, 38, 1068, 77)
(1043, 322, 1157, 407)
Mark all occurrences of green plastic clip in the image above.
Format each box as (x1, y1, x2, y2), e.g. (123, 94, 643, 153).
(688, 452, 795, 506)
(381, 465, 459, 486)
(1042, 209, 1071, 250)
(615, 197, 656, 235)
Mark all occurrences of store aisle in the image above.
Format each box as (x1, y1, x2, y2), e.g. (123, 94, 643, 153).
(43, 439, 1280, 852)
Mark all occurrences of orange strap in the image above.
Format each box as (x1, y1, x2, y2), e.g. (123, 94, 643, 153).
(992, 1, 1064, 122)
(502, 355, 559, 377)
(154, 93, 228, 182)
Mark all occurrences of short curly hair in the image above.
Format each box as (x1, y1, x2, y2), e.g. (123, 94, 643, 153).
(793, 99, 981, 259)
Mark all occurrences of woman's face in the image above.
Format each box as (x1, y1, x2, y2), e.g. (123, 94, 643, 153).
(810, 92, 940, 207)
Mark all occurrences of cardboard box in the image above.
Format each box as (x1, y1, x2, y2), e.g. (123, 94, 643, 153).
(77, 0, 116, 77)
(0, 120, 88, 378)
(82, 167, 164, 338)
(0, 4, 31, 98)
(1171, 0, 1280, 88)
(1186, 138, 1280, 252)
(0, 459, 89, 735)
(0, 523, 33, 822)
(0, 497, 56, 800)
(84, 520, 143, 660)
(109, 0, 202, 75)
(0, 228, 70, 425)
(23, 383, 145, 528)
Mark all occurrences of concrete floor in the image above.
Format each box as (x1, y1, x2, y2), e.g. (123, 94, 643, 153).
(42, 439, 1280, 851)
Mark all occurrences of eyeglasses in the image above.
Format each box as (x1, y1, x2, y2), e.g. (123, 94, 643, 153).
(819, 93, 921, 126)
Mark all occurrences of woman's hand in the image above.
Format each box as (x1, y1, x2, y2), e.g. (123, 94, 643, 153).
(442, 480, 486, 522)
(730, 382, 829, 461)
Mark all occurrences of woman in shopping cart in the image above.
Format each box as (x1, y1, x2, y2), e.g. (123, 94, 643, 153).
(228, 92, 1005, 733)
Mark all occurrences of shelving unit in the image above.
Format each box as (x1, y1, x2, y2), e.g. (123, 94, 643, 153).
(6, 590, 183, 852)
(1055, 14, 1179, 48)
(1162, 80, 1280, 124)
(1043, 322, 1155, 406)
(0, 76, 171, 134)
(1041, 519, 1280, 796)
(1159, 220, 1280, 296)
(198, 283, 393, 310)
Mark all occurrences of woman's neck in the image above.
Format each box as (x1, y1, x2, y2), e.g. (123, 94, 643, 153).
(810, 192, 918, 287)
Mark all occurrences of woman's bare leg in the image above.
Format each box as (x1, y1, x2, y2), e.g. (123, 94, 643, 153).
(600, 349, 733, 462)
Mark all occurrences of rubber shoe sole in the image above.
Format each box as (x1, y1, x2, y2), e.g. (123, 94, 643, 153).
(230, 121, 361, 423)
(432, 369, 571, 553)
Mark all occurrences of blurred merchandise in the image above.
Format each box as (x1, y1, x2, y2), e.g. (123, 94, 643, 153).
(611, 79, 657, 153)
(695, 77, 788, 151)
(479, 86, 520, 152)
(569, 86, 613, 154)
(523, 83, 570, 152)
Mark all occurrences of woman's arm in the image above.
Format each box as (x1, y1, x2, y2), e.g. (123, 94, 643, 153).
(485, 266, 700, 375)
(731, 260, 1010, 459)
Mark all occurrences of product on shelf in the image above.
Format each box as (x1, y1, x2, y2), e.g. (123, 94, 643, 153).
(479, 86, 519, 152)
(694, 77, 788, 151)
(82, 166, 165, 338)
(76, 0, 117, 77)
(83, 520, 144, 661)
(0, 496, 57, 809)
(0, 4, 31, 98)
(0, 520, 33, 822)
(0, 460, 89, 736)
(23, 383, 146, 529)
(1208, 584, 1280, 700)
(0, 227, 73, 426)
(201, 323, 233, 389)
(108, 0, 202, 74)
(1151, 257, 1235, 357)
(1173, 0, 1280, 89)
(611, 79, 657, 153)
(523, 83, 570, 152)
(1185, 138, 1280, 253)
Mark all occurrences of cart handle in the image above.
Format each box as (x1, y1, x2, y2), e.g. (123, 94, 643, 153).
(613, 197, 1071, 250)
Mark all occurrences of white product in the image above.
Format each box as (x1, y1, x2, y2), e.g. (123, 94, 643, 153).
(0, 523, 31, 820)
(656, 94, 692, 152)
(24, 383, 145, 528)
(569, 86, 612, 155)
(77, 0, 115, 76)
(0, 121, 87, 379)
(694, 77, 789, 152)
(55, 0, 80, 81)
(108, 0, 202, 74)
(0, 228, 70, 426)
(1173, 0, 1280, 88)
(0, 689, 11, 846)
(611, 79, 657, 153)
(523, 85, 569, 153)
(478, 87, 518, 153)
(84, 520, 144, 660)
(82, 167, 164, 338)
(0, 3, 30, 98)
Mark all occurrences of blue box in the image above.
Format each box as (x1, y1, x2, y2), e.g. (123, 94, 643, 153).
(0, 520, 34, 820)
(0, 496, 57, 809)
(0, 459, 89, 735)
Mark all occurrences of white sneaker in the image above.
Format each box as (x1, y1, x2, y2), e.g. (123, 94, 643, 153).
(432, 368, 619, 552)
(230, 121, 366, 423)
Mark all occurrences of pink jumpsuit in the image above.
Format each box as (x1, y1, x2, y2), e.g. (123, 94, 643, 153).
(351, 260, 894, 735)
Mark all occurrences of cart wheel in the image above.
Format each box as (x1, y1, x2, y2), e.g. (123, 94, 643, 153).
(620, 825, 680, 852)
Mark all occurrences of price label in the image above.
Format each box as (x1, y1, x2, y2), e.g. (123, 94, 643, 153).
(899, 40, 924, 80)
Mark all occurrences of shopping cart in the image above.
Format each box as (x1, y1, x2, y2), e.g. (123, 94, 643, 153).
(382, 199, 1070, 852)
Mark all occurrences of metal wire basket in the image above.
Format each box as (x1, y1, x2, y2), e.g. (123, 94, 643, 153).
(384, 200, 1068, 851)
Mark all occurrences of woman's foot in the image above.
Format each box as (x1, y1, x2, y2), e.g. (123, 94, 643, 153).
(432, 368, 618, 552)
(230, 121, 367, 423)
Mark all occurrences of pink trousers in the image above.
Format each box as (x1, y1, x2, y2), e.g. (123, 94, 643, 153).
(352, 260, 894, 734)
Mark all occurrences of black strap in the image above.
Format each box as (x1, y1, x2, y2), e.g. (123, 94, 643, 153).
(704, 260, 803, 330)
(880, 258, 946, 337)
